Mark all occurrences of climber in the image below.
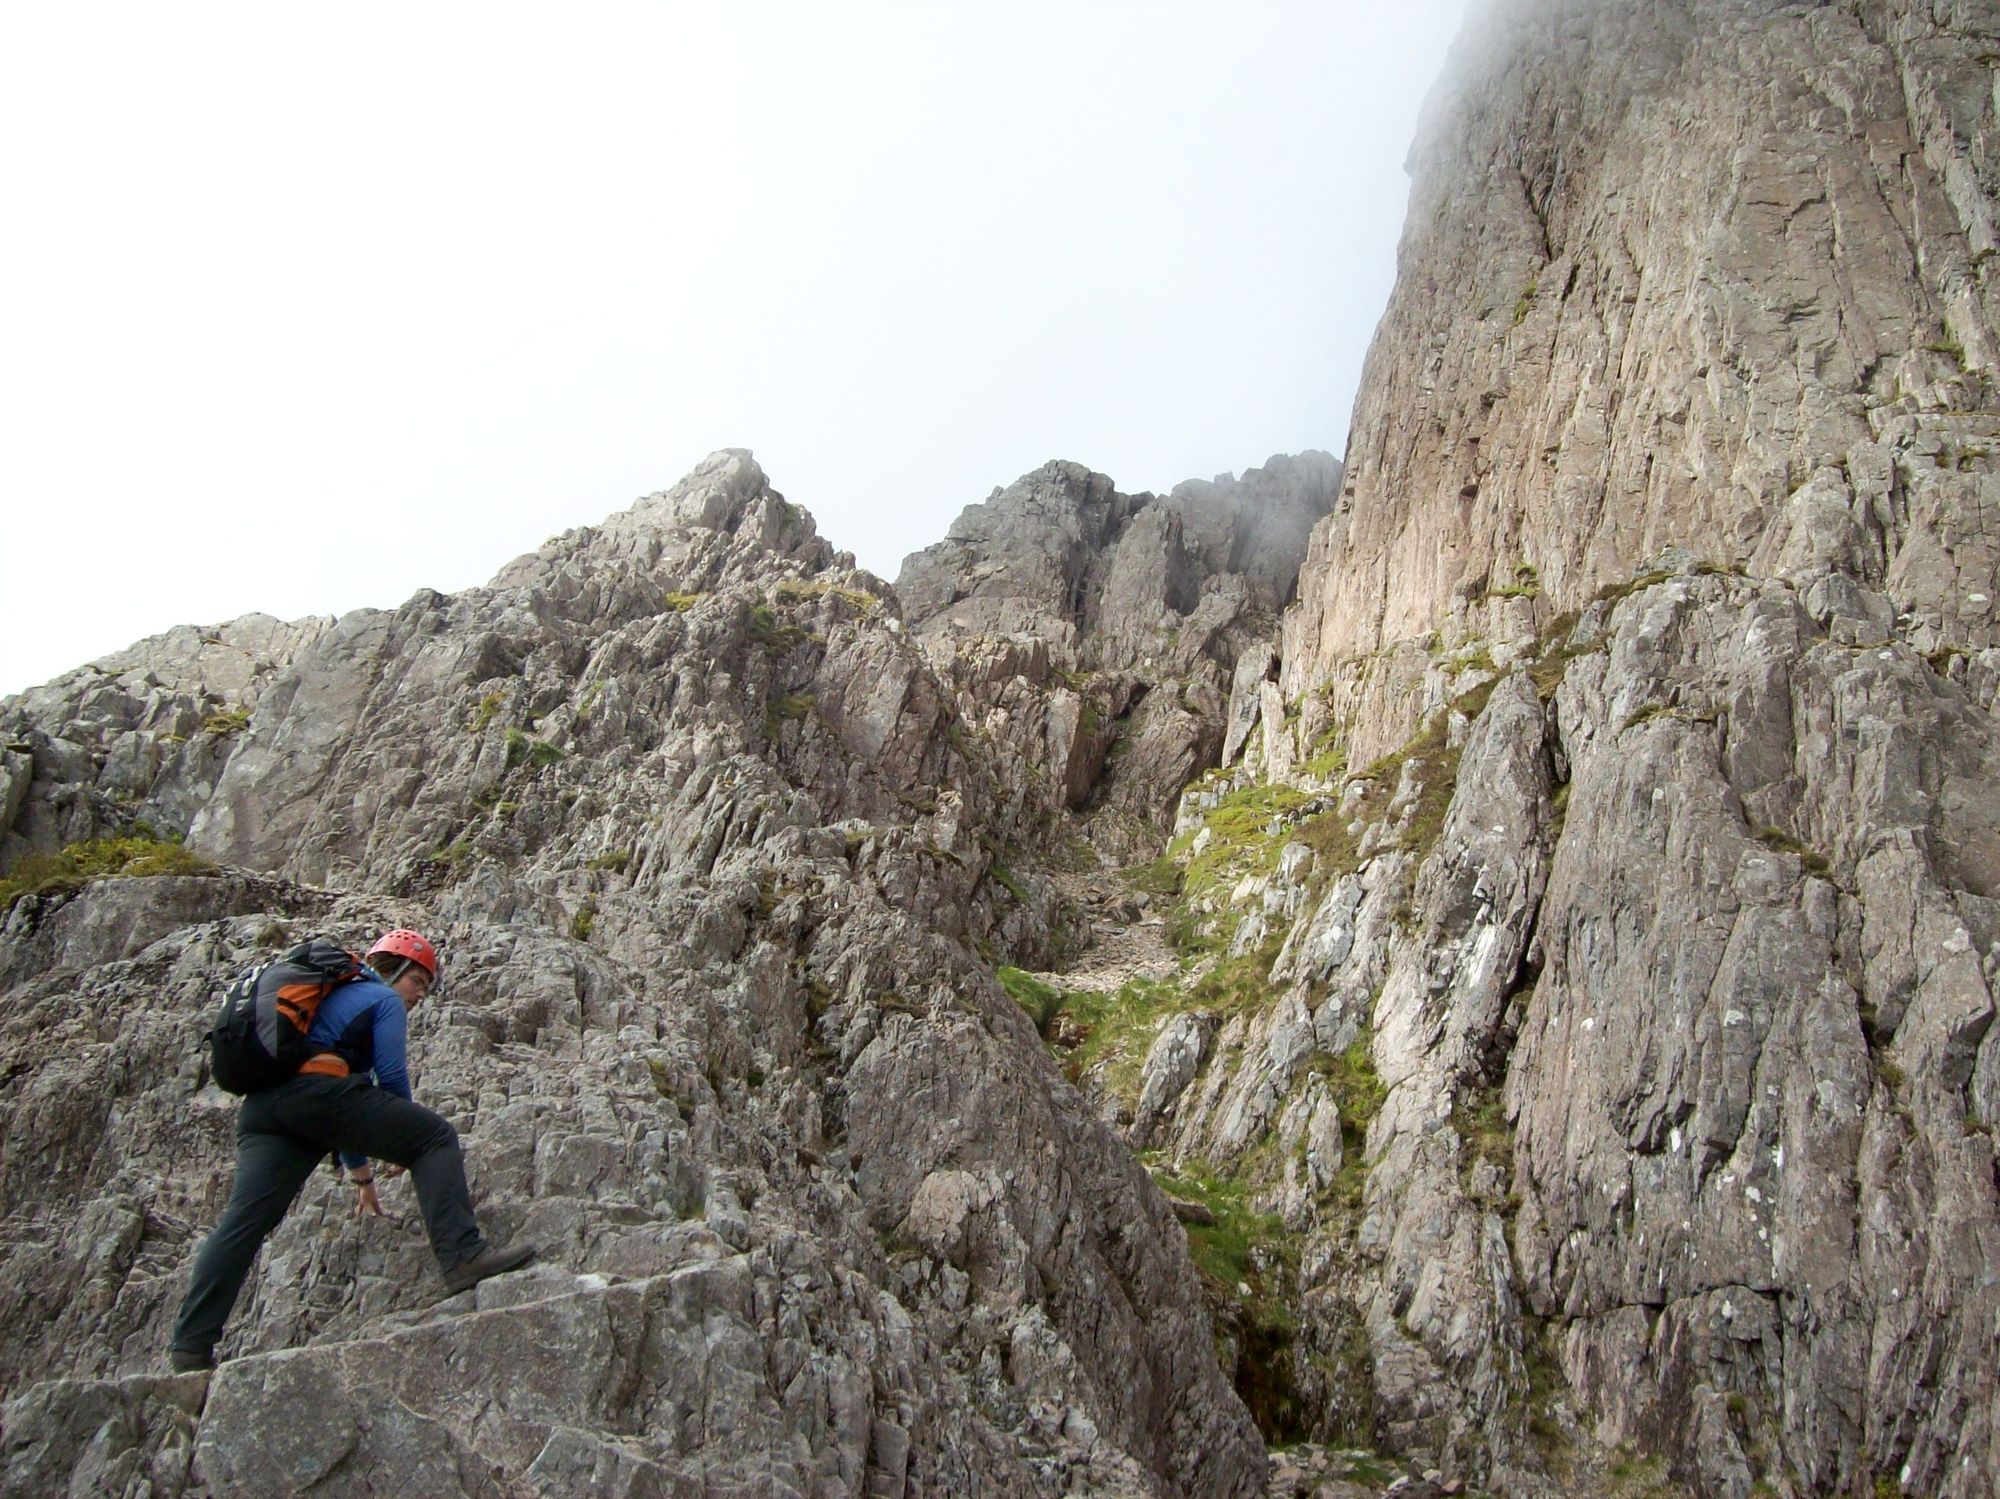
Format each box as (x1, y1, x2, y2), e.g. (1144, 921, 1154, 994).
(167, 928, 535, 1373)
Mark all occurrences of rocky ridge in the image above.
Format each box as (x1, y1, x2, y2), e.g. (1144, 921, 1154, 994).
(1, 613, 329, 870)
(0, 451, 1284, 1497)
(897, 454, 1337, 862)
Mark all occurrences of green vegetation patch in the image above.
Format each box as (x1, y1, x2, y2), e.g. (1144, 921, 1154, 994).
(997, 965, 1065, 1034)
(201, 707, 251, 737)
(1159, 620, 1614, 961)
(1020, 946, 1286, 1105)
(1755, 825, 1832, 877)
(1291, 800, 1365, 898)
(1151, 1157, 1288, 1306)
(1062, 976, 1196, 1100)
(1170, 782, 1315, 901)
(1519, 1316, 1574, 1471)
(468, 691, 506, 734)
(1148, 1154, 1307, 1440)
(1490, 561, 1543, 600)
(1052, 995, 1386, 1444)
(1122, 856, 1183, 898)
(766, 692, 817, 732)
(1604, 1446, 1682, 1498)
(1298, 740, 1347, 781)
(664, 590, 704, 612)
(503, 728, 565, 771)
(1313, 1039, 1387, 1141)
(748, 602, 809, 654)
(0, 834, 213, 912)
(1621, 702, 1674, 732)
(1181, 945, 1288, 1020)
(1308, 1037, 1389, 1213)
(1452, 1084, 1515, 1205)
(774, 578, 881, 612)
(1592, 568, 1673, 607)
(1355, 679, 1496, 867)
(1528, 611, 1605, 701)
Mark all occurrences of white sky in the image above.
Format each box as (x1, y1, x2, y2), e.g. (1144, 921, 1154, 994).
(1, 2, 1466, 698)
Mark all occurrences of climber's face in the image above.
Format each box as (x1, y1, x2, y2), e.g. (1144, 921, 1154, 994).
(391, 965, 434, 1008)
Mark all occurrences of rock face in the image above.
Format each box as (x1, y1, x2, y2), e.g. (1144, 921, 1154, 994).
(898, 455, 1336, 858)
(0, 453, 1265, 1497)
(899, 456, 1331, 661)
(1, 614, 329, 869)
(1106, 3, 2000, 1497)
(1284, 0, 2000, 765)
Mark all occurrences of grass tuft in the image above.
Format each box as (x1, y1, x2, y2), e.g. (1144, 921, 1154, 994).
(468, 692, 506, 734)
(774, 578, 880, 613)
(503, 728, 565, 771)
(748, 602, 809, 654)
(1621, 702, 1674, 732)
(1754, 825, 1832, 876)
(1170, 782, 1316, 903)
(765, 692, 817, 737)
(997, 966, 1065, 1035)
(0, 834, 213, 912)
(1146, 1155, 1307, 1441)
(202, 707, 251, 736)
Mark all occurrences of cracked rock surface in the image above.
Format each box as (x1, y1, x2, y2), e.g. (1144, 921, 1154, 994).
(0, 453, 1265, 1497)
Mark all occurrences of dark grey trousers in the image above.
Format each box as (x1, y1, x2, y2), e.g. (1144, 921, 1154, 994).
(170, 1074, 487, 1360)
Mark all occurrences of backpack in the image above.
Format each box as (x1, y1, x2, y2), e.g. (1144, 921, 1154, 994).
(207, 938, 364, 1094)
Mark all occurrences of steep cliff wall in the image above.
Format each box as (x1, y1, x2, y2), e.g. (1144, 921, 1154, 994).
(1284, 0, 2000, 763)
(1116, 3, 2000, 1496)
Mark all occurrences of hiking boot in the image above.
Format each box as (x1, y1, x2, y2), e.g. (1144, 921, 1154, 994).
(440, 1242, 537, 1297)
(168, 1347, 214, 1374)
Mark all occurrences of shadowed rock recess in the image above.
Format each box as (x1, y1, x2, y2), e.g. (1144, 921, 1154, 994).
(5, 4, 2000, 1499)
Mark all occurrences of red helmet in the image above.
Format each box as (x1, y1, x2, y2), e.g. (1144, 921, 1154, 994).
(367, 928, 439, 979)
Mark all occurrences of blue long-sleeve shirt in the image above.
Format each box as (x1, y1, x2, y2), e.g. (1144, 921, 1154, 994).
(305, 973, 411, 1169)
